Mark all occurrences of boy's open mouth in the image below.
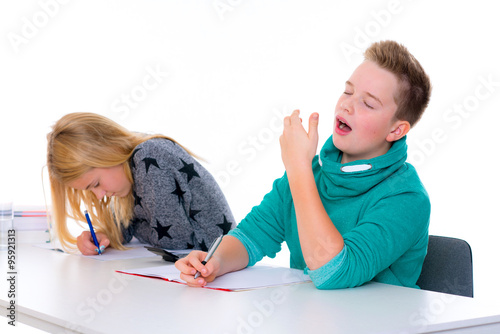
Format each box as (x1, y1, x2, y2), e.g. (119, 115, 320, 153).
(337, 117, 352, 133)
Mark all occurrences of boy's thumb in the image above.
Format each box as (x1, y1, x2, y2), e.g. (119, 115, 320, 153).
(308, 113, 319, 136)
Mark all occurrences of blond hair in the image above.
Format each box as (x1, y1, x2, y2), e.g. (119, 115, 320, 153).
(47, 112, 191, 251)
(364, 40, 431, 127)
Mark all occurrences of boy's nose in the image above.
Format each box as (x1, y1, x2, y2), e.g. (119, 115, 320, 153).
(340, 99, 353, 113)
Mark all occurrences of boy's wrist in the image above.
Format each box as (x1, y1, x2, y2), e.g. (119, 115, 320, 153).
(209, 252, 224, 276)
(286, 162, 313, 179)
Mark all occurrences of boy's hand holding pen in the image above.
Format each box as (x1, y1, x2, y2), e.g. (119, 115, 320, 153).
(175, 234, 223, 287)
(194, 234, 223, 279)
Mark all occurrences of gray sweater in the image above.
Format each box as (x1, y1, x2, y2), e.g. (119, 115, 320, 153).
(121, 138, 235, 250)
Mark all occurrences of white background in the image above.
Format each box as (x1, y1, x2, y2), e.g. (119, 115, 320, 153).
(1, 0, 499, 307)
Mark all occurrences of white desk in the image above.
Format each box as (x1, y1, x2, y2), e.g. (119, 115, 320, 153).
(2, 242, 500, 334)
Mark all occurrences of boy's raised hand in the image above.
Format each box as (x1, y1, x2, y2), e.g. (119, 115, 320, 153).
(280, 110, 319, 173)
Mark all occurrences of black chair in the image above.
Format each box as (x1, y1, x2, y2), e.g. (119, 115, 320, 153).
(416, 235, 473, 297)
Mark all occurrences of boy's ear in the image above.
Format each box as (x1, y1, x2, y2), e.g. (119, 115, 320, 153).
(386, 121, 410, 142)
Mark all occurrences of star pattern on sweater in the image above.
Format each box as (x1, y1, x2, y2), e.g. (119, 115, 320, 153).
(189, 208, 201, 222)
(178, 159, 200, 183)
(130, 140, 233, 253)
(186, 232, 196, 249)
(142, 157, 160, 173)
(199, 238, 208, 251)
(217, 215, 233, 235)
(130, 148, 142, 169)
(186, 232, 209, 251)
(133, 190, 143, 208)
(170, 179, 185, 203)
(153, 220, 173, 241)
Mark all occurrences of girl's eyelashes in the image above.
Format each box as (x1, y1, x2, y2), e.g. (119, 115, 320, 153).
(364, 102, 374, 109)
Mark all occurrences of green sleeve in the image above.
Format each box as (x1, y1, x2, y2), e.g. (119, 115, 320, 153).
(228, 175, 288, 266)
(306, 191, 430, 289)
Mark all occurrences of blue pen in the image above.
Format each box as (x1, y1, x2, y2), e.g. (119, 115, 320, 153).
(84, 210, 102, 255)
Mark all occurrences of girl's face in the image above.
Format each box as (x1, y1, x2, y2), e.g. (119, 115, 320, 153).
(67, 164, 132, 200)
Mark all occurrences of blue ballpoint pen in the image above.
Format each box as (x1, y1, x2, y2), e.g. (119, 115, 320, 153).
(84, 210, 102, 255)
(194, 234, 223, 279)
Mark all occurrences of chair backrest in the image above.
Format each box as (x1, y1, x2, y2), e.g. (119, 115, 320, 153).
(416, 235, 473, 297)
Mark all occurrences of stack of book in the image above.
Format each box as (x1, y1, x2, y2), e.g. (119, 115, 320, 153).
(14, 208, 49, 231)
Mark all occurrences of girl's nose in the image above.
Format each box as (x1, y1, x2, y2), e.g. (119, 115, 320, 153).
(91, 188, 105, 200)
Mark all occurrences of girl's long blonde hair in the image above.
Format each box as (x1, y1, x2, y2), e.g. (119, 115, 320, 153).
(47, 112, 191, 251)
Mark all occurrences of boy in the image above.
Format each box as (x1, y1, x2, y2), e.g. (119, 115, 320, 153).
(176, 40, 432, 289)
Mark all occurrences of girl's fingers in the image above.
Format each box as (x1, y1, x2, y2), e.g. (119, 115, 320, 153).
(95, 232, 110, 251)
(77, 231, 107, 255)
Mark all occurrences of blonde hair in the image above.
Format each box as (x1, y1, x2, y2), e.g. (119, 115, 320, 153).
(364, 40, 431, 127)
(47, 112, 192, 251)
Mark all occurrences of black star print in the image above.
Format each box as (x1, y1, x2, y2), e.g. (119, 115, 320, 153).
(170, 179, 185, 204)
(189, 208, 201, 222)
(129, 148, 142, 169)
(178, 159, 200, 183)
(185, 232, 208, 251)
(153, 220, 172, 241)
(186, 232, 196, 249)
(199, 238, 208, 252)
(217, 215, 233, 235)
(133, 190, 143, 208)
(142, 157, 160, 173)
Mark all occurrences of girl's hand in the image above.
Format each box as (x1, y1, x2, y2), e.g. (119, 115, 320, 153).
(175, 250, 221, 287)
(279, 110, 319, 174)
(76, 231, 110, 255)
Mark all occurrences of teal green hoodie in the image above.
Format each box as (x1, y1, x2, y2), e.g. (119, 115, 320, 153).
(229, 135, 430, 289)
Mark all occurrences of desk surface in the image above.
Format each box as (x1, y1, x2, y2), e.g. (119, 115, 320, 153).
(2, 241, 500, 334)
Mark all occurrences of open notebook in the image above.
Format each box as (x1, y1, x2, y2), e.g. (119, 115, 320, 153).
(116, 265, 312, 291)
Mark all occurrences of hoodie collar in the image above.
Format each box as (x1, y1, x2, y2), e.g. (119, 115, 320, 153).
(316, 135, 408, 198)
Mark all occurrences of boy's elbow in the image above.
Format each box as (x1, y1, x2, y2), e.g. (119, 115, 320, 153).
(310, 275, 362, 290)
(312, 281, 356, 290)
(313, 281, 338, 290)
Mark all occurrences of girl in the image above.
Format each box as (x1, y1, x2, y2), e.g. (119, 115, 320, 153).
(47, 112, 234, 255)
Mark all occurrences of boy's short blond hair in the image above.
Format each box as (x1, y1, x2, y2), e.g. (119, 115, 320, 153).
(364, 40, 431, 127)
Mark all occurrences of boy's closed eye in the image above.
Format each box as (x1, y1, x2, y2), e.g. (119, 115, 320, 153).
(364, 101, 374, 109)
(343, 91, 374, 109)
